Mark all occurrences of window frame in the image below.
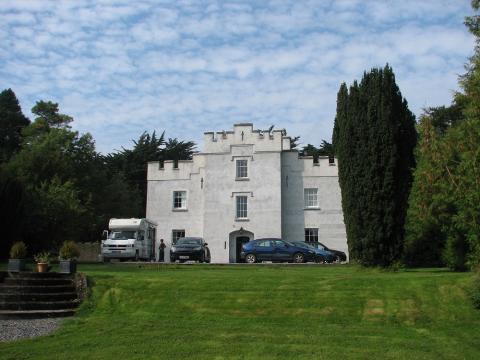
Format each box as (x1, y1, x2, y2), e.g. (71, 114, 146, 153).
(173, 190, 187, 210)
(236, 195, 248, 219)
(305, 228, 319, 243)
(304, 188, 319, 209)
(235, 159, 248, 179)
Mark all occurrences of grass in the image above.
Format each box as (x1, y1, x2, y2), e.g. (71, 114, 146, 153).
(1, 263, 479, 359)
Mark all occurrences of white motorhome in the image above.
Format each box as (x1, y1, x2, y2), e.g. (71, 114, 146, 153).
(101, 218, 157, 261)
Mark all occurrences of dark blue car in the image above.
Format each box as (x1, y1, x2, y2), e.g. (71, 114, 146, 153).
(240, 238, 316, 263)
(289, 241, 336, 263)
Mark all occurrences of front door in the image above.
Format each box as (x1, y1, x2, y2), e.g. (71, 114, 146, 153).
(236, 236, 250, 262)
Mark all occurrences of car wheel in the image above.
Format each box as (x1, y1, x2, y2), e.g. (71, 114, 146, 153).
(293, 253, 305, 263)
(245, 253, 256, 264)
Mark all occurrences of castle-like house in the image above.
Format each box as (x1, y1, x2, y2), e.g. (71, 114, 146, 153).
(146, 123, 347, 263)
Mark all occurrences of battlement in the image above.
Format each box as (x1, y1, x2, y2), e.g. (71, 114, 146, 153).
(147, 154, 205, 181)
(283, 153, 339, 177)
(203, 123, 291, 153)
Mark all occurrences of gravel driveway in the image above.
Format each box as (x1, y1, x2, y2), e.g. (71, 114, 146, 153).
(0, 318, 63, 342)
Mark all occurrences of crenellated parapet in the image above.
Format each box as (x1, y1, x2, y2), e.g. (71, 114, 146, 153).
(147, 154, 205, 181)
(282, 152, 339, 177)
(203, 123, 291, 153)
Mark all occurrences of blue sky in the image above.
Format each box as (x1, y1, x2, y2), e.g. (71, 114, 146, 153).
(0, 0, 474, 154)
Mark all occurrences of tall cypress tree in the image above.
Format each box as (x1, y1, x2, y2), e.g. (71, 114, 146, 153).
(333, 65, 416, 266)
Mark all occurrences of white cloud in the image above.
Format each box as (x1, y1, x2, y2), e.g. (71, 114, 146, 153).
(0, 0, 474, 153)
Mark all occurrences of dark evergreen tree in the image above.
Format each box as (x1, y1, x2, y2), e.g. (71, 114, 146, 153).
(333, 65, 417, 266)
(0, 167, 26, 258)
(301, 140, 334, 162)
(105, 132, 196, 214)
(0, 89, 30, 162)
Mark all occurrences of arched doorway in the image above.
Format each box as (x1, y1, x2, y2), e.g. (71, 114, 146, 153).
(229, 229, 254, 263)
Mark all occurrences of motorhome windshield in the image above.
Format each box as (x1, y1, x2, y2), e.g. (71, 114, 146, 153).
(109, 230, 136, 240)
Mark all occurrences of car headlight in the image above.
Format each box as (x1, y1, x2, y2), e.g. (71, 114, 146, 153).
(309, 250, 315, 254)
(193, 246, 202, 251)
(171, 246, 176, 252)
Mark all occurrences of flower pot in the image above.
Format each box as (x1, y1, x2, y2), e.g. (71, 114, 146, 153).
(36, 262, 48, 273)
(59, 260, 77, 274)
(8, 259, 26, 272)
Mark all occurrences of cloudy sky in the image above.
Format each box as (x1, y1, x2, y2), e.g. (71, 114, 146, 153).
(0, 0, 474, 154)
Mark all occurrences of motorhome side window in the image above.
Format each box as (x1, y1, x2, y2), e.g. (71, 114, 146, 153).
(173, 191, 187, 209)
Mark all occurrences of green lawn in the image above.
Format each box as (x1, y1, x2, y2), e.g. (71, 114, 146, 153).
(1, 264, 479, 359)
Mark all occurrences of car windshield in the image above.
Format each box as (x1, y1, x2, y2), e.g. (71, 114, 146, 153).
(109, 230, 136, 240)
(177, 238, 201, 245)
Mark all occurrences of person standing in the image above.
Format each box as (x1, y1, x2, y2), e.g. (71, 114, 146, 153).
(158, 239, 166, 262)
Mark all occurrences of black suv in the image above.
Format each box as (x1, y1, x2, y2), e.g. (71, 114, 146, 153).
(170, 237, 211, 263)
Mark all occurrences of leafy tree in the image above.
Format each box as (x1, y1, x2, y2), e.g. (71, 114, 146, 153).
(106, 132, 196, 214)
(423, 105, 464, 134)
(0, 89, 30, 162)
(404, 1, 480, 270)
(105, 131, 166, 213)
(403, 115, 451, 266)
(163, 138, 196, 162)
(0, 167, 26, 258)
(451, 0, 480, 268)
(333, 65, 417, 266)
(301, 140, 334, 162)
(31, 101, 73, 128)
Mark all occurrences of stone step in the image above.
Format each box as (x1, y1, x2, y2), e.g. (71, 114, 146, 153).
(0, 292, 78, 302)
(8, 272, 74, 279)
(0, 300, 80, 311)
(0, 284, 76, 294)
(0, 309, 76, 319)
(4, 278, 74, 286)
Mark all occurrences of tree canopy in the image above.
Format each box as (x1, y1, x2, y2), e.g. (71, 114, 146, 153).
(403, 2, 480, 270)
(0, 93, 196, 257)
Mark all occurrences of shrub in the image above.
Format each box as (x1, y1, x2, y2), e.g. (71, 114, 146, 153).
(472, 267, 480, 309)
(34, 251, 51, 263)
(59, 240, 80, 260)
(9, 241, 27, 259)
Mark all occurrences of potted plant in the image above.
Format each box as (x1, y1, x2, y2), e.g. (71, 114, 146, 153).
(59, 241, 80, 274)
(8, 241, 27, 272)
(34, 251, 50, 273)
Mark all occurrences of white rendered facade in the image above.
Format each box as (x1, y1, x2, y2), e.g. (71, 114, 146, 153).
(146, 123, 348, 263)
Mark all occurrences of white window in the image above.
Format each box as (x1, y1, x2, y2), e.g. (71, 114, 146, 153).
(305, 228, 318, 243)
(236, 196, 248, 219)
(236, 159, 248, 178)
(173, 191, 187, 209)
(304, 188, 318, 208)
(172, 230, 185, 244)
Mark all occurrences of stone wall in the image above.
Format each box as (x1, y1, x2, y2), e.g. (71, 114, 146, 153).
(77, 242, 101, 262)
